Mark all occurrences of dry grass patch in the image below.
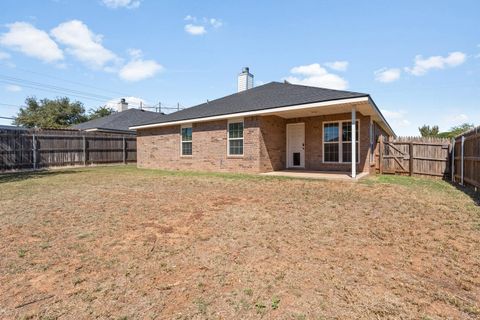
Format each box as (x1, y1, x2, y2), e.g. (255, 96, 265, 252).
(0, 166, 479, 319)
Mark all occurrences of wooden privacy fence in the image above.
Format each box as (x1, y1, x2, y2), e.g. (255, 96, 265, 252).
(452, 126, 480, 189)
(0, 128, 136, 171)
(376, 136, 451, 177)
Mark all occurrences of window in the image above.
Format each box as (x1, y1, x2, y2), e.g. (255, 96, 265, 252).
(323, 123, 339, 162)
(228, 120, 243, 156)
(323, 121, 359, 163)
(181, 125, 192, 156)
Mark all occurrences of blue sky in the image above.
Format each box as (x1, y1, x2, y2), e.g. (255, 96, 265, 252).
(0, 0, 479, 135)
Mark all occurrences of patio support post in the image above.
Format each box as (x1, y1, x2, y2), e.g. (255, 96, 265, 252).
(351, 106, 356, 178)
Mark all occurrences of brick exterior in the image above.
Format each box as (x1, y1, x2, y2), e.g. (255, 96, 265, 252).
(137, 113, 375, 174)
(137, 117, 261, 173)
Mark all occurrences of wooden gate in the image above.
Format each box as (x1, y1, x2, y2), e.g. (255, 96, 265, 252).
(377, 136, 451, 177)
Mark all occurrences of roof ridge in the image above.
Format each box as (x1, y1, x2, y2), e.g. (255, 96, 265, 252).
(280, 81, 368, 96)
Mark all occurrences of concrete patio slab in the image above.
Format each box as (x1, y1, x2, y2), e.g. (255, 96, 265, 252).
(260, 170, 369, 181)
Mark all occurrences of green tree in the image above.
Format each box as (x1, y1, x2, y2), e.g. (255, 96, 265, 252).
(438, 123, 475, 138)
(449, 123, 474, 137)
(418, 124, 439, 137)
(87, 106, 115, 120)
(14, 97, 88, 128)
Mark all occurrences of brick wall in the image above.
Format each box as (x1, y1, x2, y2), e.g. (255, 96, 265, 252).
(137, 113, 374, 174)
(259, 116, 286, 171)
(137, 117, 261, 173)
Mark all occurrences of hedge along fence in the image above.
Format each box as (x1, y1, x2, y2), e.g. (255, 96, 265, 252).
(376, 136, 451, 178)
(0, 127, 136, 171)
(452, 126, 480, 189)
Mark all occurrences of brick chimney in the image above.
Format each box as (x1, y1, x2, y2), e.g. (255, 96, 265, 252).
(237, 67, 254, 92)
(117, 98, 128, 112)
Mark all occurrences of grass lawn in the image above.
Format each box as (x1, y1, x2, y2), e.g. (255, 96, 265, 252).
(0, 165, 479, 319)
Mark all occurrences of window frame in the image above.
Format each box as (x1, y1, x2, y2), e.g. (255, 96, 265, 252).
(227, 118, 244, 157)
(322, 120, 360, 164)
(180, 124, 192, 157)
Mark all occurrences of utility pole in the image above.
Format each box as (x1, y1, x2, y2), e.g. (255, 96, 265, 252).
(158, 102, 161, 113)
(177, 103, 180, 111)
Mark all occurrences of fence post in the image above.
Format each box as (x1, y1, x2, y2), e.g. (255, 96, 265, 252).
(32, 133, 37, 170)
(451, 138, 455, 182)
(379, 135, 384, 174)
(123, 136, 126, 164)
(460, 135, 465, 186)
(83, 135, 87, 166)
(409, 141, 414, 176)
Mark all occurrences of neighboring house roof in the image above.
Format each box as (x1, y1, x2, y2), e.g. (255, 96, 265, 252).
(0, 125, 27, 130)
(72, 108, 162, 133)
(131, 81, 395, 136)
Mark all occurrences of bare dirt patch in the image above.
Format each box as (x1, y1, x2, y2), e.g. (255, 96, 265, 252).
(0, 166, 479, 319)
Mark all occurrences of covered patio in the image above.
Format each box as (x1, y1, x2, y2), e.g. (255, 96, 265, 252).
(257, 96, 393, 178)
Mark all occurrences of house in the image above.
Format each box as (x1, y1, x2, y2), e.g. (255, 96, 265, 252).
(0, 125, 27, 131)
(131, 68, 395, 178)
(72, 99, 162, 134)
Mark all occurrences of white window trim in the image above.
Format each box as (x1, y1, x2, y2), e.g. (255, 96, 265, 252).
(180, 124, 192, 157)
(227, 118, 244, 157)
(322, 120, 360, 164)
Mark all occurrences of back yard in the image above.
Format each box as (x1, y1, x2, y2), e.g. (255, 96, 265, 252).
(0, 166, 479, 319)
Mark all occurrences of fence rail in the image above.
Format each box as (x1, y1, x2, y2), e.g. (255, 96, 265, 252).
(0, 128, 136, 171)
(376, 136, 451, 178)
(452, 126, 480, 189)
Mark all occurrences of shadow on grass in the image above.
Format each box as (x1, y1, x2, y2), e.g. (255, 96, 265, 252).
(451, 183, 480, 206)
(0, 169, 82, 184)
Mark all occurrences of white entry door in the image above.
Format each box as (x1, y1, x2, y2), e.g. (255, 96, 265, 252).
(287, 123, 305, 168)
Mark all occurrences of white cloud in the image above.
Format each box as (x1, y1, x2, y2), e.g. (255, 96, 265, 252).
(284, 63, 348, 90)
(325, 60, 348, 71)
(0, 22, 64, 63)
(106, 96, 147, 111)
(445, 113, 469, 125)
(184, 24, 207, 35)
(183, 16, 222, 35)
(209, 18, 223, 28)
(405, 51, 466, 76)
(118, 58, 163, 81)
(51, 20, 119, 70)
(381, 109, 411, 128)
(374, 68, 401, 83)
(4, 84, 22, 92)
(127, 48, 142, 59)
(453, 114, 468, 122)
(440, 113, 470, 131)
(101, 0, 140, 9)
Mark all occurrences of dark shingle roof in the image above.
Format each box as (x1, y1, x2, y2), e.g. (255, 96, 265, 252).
(72, 108, 162, 132)
(133, 82, 369, 127)
(0, 125, 27, 130)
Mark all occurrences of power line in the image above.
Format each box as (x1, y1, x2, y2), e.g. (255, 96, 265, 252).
(0, 74, 115, 101)
(0, 80, 110, 104)
(12, 66, 131, 97)
(0, 102, 23, 108)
